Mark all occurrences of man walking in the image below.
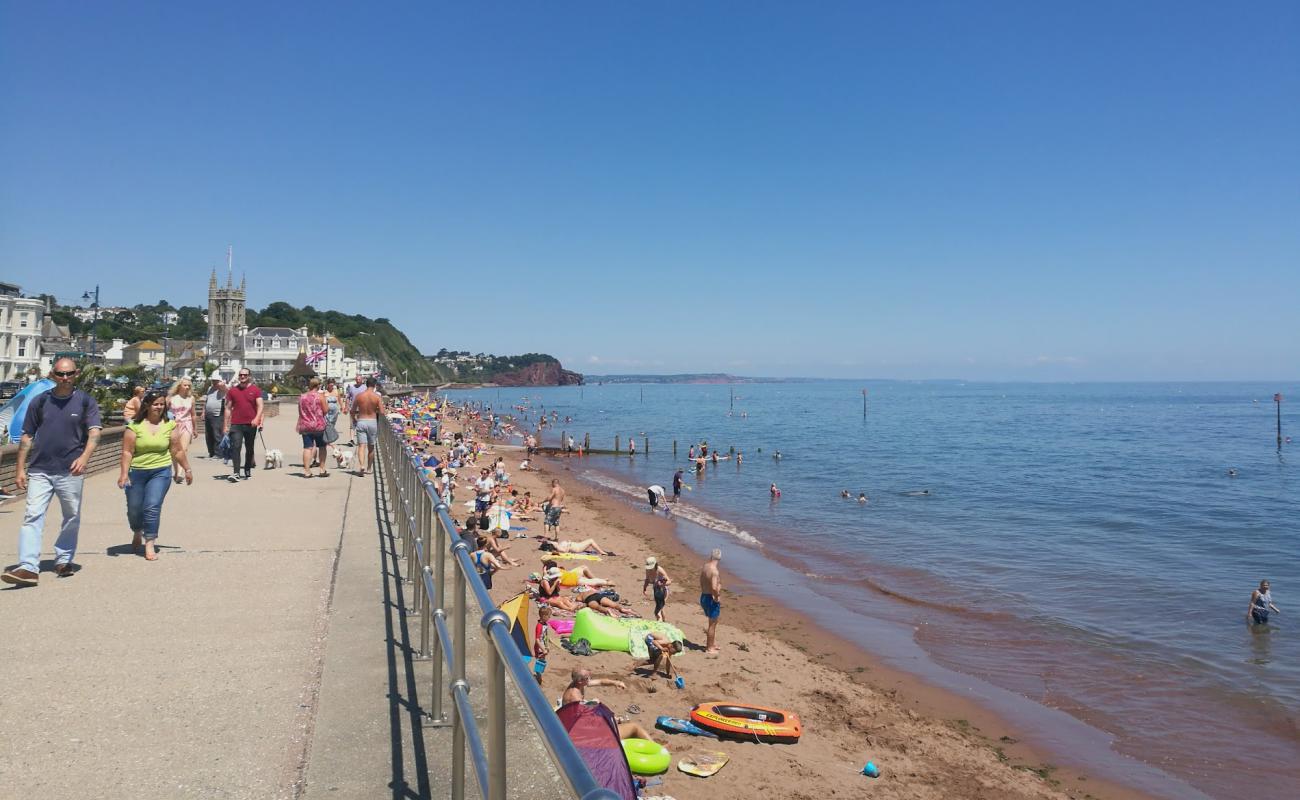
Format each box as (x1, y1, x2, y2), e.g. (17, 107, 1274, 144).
(351, 377, 383, 476)
(224, 368, 264, 482)
(2, 358, 102, 586)
(202, 377, 227, 458)
(698, 548, 723, 654)
(344, 374, 365, 445)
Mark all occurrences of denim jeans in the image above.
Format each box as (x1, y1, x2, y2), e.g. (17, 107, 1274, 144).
(17, 472, 85, 573)
(124, 466, 172, 541)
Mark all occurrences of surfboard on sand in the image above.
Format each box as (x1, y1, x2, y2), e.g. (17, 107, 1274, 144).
(655, 716, 718, 738)
(677, 750, 729, 777)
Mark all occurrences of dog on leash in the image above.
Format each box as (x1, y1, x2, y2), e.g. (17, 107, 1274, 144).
(264, 449, 284, 469)
(334, 449, 355, 470)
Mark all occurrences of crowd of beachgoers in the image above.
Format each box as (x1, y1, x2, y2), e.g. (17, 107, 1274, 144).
(377, 392, 1115, 800)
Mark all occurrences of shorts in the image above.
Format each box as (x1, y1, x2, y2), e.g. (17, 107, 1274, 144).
(545, 505, 562, 528)
(645, 634, 661, 662)
(355, 418, 379, 445)
(475, 498, 490, 513)
(301, 430, 326, 449)
(1252, 610, 1270, 625)
(699, 593, 721, 619)
(648, 490, 659, 507)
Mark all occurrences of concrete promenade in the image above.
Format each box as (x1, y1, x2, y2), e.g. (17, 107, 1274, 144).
(0, 412, 434, 799)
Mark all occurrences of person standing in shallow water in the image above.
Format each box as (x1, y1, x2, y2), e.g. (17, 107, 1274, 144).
(1248, 580, 1280, 625)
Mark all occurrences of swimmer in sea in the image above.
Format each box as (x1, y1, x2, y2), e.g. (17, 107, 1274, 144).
(858, 493, 868, 503)
(1227, 469, 1238, 477)
(1248, 580, 1280, 625)
(841, 490, 851, 499)
(773, 450, 781, 460)
(736, 451, 742, 465)
(770, 483, 780, 499)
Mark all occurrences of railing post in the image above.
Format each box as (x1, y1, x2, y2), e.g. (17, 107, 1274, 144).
(452, 544, 468, 800)
(487, 632, 507, 800)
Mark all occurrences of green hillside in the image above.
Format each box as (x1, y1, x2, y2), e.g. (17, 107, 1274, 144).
(247, 302, 444, 383)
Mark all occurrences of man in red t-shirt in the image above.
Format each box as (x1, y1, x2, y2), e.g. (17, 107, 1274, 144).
(222, 368, 264, 481)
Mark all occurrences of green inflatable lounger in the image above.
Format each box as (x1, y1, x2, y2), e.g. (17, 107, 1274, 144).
(569, 609, 685, 655)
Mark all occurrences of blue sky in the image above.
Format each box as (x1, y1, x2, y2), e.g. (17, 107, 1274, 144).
(2, 2, 1296, 380)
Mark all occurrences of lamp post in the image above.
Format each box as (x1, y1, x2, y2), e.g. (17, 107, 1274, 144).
(81, 285, 100, 356)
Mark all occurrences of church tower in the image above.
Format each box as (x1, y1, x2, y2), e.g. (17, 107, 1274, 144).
(208, 247, 246, 354)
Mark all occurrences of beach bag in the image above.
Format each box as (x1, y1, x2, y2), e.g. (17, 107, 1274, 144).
(217, 433, 231, 462)
(323, 422, 339, 444)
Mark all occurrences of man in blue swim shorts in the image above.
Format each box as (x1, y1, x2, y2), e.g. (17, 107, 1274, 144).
(698, 548, 722, 654)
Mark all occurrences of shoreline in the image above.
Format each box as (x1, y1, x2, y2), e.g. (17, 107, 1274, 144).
(445, 403, 1166, 799)
(533, 454, 1167, 800)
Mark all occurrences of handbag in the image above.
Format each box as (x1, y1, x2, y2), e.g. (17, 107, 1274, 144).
(217, 433, 232, 462)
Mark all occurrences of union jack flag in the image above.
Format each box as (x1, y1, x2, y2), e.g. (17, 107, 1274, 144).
(306, 346, 327, 365)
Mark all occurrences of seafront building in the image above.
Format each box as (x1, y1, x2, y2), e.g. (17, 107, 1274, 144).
(0, 282, 48, 381)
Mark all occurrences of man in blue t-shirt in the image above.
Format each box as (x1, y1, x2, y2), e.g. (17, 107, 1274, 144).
(2, 358, 103, 586)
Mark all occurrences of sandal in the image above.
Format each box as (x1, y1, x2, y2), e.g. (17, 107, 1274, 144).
(318, 471, 329, 477)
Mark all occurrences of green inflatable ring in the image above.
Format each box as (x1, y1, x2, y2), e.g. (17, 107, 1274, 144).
(621, 738, 670, 775)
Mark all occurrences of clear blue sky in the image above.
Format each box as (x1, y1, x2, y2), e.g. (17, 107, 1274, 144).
(2, 2, 1296, 380)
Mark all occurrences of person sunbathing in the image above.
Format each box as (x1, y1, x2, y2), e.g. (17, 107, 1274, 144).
(562, 565, 613, 587)
(479, 532, 522, 567)
(582, 590, 635, 617)
(540, 538, 611, 556)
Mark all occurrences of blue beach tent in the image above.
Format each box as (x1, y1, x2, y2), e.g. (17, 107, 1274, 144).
(3, 379, 56, 441)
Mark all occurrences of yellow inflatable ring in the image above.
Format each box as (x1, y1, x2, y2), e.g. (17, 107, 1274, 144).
(621, 738, 670, 775)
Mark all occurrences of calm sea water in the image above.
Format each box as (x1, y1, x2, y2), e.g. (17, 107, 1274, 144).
(447, 381, 1299, 798)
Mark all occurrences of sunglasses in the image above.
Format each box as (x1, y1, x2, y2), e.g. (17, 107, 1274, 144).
(53, 370, 79, 377)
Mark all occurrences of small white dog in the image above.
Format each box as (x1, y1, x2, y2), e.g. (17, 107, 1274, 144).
(264, 449, 284, 469)
(334, 449, 355, 470)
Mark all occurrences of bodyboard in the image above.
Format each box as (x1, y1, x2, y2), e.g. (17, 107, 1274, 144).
(656, 716, 718, 738)
(677, 751, 729, 777)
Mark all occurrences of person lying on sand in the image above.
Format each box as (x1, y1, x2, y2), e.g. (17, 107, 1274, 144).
(582, 591, 636, 617)
(540, 538, 612, 556)
(556, 564, 614, 587)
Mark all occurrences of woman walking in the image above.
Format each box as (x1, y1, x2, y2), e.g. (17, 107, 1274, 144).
(117, 390, 192, 561)
(297, 377, 330, 478)
(167, 378, 196, 482)
(322, 378, 343, 464)
(121, 385, 145, 424)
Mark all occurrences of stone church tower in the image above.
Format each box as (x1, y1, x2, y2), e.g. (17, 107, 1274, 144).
(208, 269, 246, 354)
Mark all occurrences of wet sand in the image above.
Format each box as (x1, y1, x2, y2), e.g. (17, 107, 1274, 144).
(443, 413, 1157, 800)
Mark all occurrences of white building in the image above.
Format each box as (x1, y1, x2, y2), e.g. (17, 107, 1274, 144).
(241, 325, 309, 382)
(0, 283, 46, 381)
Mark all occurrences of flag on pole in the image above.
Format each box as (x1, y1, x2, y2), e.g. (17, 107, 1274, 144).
(1276, 393, 1284, 403)
(306, 346, 327, 366)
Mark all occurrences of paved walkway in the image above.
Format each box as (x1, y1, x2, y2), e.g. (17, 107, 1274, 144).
(0, 414, 427, 799)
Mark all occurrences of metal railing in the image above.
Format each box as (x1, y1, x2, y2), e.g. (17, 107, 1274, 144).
(375, 419, 621, 800)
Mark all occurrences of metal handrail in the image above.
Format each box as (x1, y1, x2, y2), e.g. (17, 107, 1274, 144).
(376, 418, 622, 800)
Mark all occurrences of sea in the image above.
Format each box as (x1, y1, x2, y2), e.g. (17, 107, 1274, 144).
(445, 381, 1299, 799)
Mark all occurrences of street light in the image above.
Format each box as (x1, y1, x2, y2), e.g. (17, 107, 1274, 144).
(81, 285, 100, 356)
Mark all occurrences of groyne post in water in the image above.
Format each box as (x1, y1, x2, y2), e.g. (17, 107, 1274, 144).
(614, 435, 620, 453)
(645, 437, 649, 455)
(729, 446, 734, 458)
(1277, 393, 1284, 450)
(583, 433, 590, 452)
(673, 440, 677, 457)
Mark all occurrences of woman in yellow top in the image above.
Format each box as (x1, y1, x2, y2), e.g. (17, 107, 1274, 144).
(117, 390, 193, 561)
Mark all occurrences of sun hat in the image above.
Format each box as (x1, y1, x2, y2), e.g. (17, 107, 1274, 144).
(644, 557, 657, 569)
(544, 567, 563, 580)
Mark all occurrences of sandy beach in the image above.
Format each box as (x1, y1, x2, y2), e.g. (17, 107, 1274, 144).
(433, 409, 1156, 800)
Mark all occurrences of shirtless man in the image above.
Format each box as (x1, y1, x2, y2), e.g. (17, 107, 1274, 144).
(699, 548, 722, 654)
(544, 478, 566, 539)
(351, 378, 384, 476)
(561, 669, 654, 740)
